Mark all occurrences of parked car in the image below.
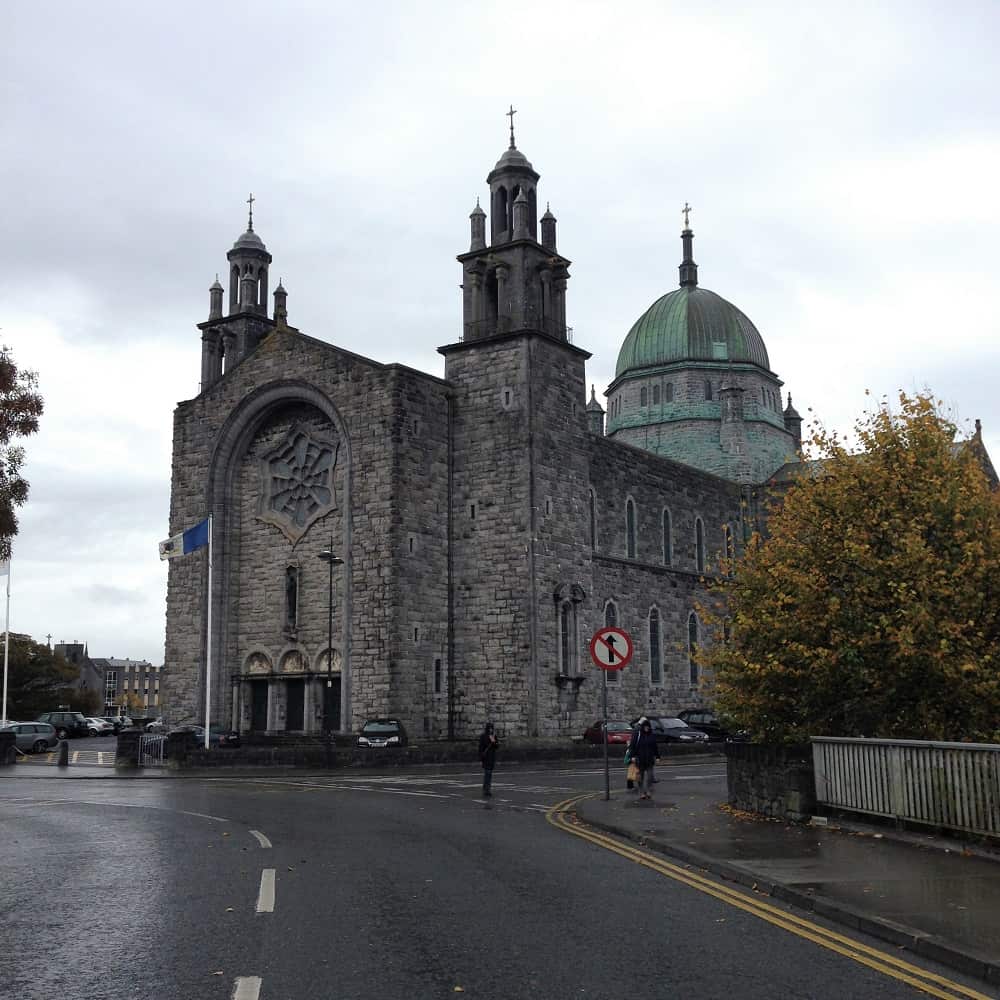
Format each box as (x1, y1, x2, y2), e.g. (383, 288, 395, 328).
(36, 711, 90, 739)
(86, 717, 116, 737)
(582, 720, 633, 745)
(631, 716, 709, 744)
(677, 710, 735, 741)
(357, 718, 408, 748)
(145, 717, 166, 732)
(167, 724, 240, 750)
(100, 716, 132, 733)
(1, 721, 58, 753)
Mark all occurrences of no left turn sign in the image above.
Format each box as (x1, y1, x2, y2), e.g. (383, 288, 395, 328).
(589, 627, 634, 670)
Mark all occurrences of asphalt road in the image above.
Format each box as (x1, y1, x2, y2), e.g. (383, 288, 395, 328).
(1, 758, 990, 1000)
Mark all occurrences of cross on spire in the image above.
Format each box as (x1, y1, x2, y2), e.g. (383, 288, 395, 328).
(506, 104, 517, 148)
(247, 192, 255, 231)
(682, 201, 692, 229)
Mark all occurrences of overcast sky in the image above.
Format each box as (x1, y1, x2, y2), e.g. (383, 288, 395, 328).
(3, 1, 998, 665)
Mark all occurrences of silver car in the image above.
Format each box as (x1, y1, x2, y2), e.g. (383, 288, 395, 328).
(1, 722, 58, 753)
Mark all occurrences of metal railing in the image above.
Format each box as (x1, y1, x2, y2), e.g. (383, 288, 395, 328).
(812, 736, 1000, 837)
(139, 733, 166, 767)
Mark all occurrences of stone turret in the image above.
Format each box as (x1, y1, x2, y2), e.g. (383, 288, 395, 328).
(208, 276, 224, 320)
(783, 394, 802, 453)
(469, 199, 486, 251)
(540, 203, 557, 252)
(586, 385, 604, 436)
(273, 279, 288, 326)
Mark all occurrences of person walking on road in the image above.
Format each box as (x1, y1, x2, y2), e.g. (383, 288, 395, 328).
(479, 722, 499, 797)
(629, 718, 660, 800)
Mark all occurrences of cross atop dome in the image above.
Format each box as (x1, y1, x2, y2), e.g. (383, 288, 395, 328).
(506, 104, 517, 148)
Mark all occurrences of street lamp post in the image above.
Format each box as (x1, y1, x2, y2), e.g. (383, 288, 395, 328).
(317, 541, 344, 768)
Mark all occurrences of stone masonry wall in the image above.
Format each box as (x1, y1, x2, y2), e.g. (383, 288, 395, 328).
(162, 328, 451, 735)
(582, 434, 745, 720)
(385, 366, 450, 737)
(521, 334, 595, 735)
(443, 334, 534, 736)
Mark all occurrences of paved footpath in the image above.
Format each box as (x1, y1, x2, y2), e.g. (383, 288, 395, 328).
(575, 770, 1000, 988)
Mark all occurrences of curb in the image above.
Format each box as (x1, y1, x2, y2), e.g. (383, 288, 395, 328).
(575, 804, 1000, 988)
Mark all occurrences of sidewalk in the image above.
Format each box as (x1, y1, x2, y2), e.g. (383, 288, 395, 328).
(575, 771, 1000, 988)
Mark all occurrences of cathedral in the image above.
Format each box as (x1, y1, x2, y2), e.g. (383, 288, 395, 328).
(161, 127, 803, 739)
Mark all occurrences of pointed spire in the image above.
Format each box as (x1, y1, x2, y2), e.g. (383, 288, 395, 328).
(679, 203, 698, 288)
(586, 385, 604, 411)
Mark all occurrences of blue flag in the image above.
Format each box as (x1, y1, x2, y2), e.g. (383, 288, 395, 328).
(159, 517, 211, 560)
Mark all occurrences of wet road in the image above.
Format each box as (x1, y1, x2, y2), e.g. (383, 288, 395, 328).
(1, 759, 989, 999)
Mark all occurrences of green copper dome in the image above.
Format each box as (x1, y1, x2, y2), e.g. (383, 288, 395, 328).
(615, 225, 770, 377)
(615, 285, 769, 376)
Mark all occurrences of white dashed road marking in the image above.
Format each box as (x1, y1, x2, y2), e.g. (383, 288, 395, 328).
(256, 869, 276, 914)
(232, 975, 262, 999)
(249, 829, 272, 848)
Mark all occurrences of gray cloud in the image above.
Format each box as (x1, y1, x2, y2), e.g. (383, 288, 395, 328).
(4, 1, 998, 664)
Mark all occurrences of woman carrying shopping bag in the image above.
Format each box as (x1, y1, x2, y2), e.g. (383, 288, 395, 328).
(629, 717, 660, 800)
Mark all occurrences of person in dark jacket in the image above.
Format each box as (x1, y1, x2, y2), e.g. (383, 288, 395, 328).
(479, 722, 499, 797)
(629, 718, 660, 800)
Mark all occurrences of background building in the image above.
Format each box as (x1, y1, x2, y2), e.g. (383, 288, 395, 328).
(91, 657, 161, 715)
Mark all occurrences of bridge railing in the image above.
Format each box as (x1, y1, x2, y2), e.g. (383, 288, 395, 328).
(811, 736, 1000, 837)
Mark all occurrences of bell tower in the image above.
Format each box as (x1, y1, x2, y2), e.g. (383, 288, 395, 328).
(457, 110, 571, 343)
(197, 196, 289, 392)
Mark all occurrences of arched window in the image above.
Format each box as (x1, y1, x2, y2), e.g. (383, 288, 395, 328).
(626, 498, 637, 559)
(662, 508, 672, 566)
(704, 380, 713, 401)
(495, 187, 508, 235)
(588, 489, 597, 551)
(640, 387, 648, 406)
(688, 612, 700, 685)
(649, 608, 662, 684)
(652, 384, 660, 405)
(665, 382, 674, 402)
(604, 601, 618, 629)
(284, 566, 298, 630)
(695, 517, 705, 573)
(605, 601, 619, 683)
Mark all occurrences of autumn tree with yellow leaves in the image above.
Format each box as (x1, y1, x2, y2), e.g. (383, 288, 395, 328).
(701, 392, 1000, 744)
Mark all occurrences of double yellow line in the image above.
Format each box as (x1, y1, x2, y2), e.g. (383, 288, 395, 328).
(546, 794, 994, 1000)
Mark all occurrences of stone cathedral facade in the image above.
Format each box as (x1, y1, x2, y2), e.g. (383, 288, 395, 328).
(161, 133, 803, 739)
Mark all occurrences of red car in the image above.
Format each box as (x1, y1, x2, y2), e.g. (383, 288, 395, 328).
(582, 720, 633, 745)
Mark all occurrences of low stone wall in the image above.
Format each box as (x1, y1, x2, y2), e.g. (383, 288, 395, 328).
(725, 742, 816, 822)
(170, 737, 719, 770)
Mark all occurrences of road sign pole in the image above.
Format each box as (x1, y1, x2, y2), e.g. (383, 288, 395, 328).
(602, 668, 610, 801)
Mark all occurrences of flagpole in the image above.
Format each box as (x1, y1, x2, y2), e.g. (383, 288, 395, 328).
(2, 558, 10, 726)
(204, 514, 213, 750)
